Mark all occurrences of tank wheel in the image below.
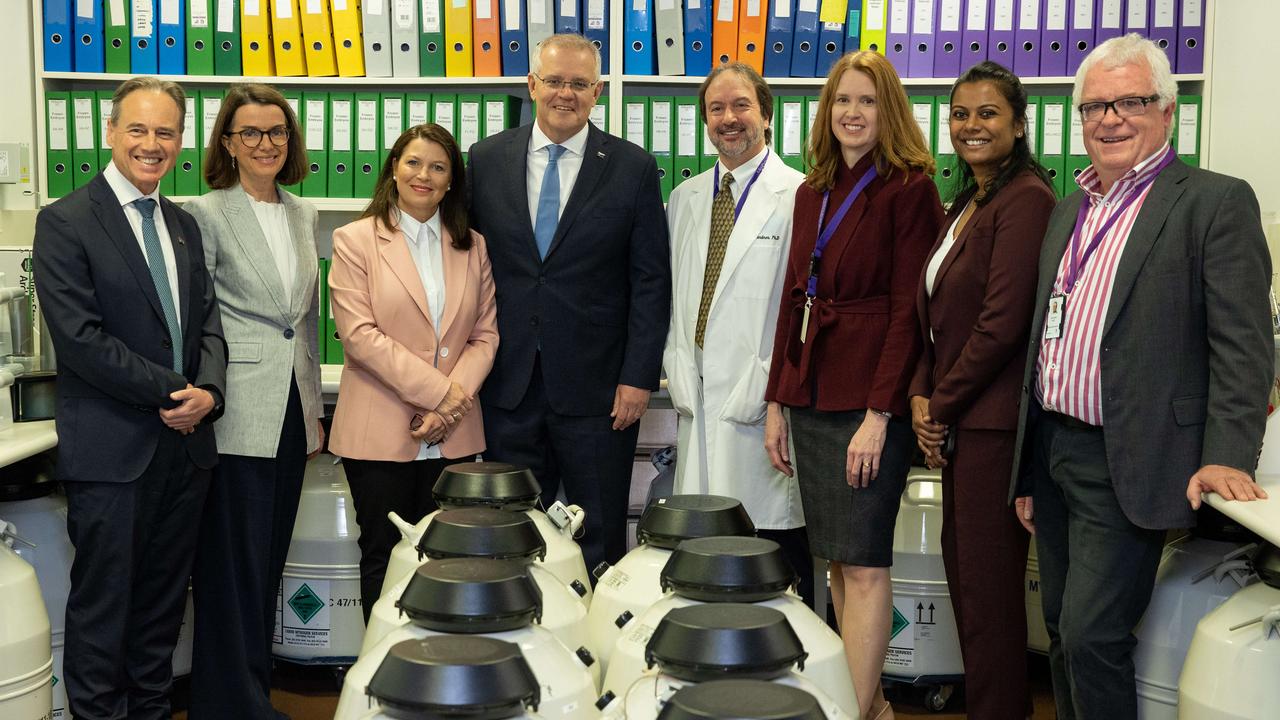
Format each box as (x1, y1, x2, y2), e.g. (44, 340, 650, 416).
(923, 684, 953, 713)
(332, 664, 349, 688)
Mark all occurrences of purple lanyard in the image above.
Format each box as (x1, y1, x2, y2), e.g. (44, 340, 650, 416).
(713, 150, 770, 221)
(1063, 148, 1175, 291)
(806, 166, 879, 297)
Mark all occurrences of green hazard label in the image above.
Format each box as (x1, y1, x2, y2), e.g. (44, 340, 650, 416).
(52, 675, 58, 687)
(890, 605, 910, 640)
(287, 583, 325, 624)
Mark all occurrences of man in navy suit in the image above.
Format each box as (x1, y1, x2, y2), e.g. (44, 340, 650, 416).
(468, 33, 670, 571)
(34, 77, 226, 720)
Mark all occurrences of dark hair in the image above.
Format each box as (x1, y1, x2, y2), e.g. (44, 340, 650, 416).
(946, 61, 1053, 207)
(204, 83, 307, 188)
(698, 62, 774, 145)
(361, 124, 471, 250)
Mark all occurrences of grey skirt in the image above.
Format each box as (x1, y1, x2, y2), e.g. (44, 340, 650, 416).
(789, 406, 914, 567)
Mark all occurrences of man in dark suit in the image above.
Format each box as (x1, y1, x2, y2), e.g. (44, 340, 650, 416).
(1009, 35, 1271, 719)
(34, 77, 226, 720)
(467, 33, 670, 571)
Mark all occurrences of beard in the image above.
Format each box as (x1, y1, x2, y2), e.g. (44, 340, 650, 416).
(711, 124, 764, 160)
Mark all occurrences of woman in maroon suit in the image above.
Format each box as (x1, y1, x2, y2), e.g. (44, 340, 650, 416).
(909, 61, 1055, 719)
(764, 51, 944, 719)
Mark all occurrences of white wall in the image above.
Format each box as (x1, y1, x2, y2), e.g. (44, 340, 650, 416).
(0, 0, 38, 246)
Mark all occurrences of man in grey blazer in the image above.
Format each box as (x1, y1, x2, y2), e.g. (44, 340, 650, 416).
(1008, 34, 1272, 719)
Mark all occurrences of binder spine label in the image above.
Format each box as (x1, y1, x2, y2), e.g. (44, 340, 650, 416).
(135, 1, 155, 36)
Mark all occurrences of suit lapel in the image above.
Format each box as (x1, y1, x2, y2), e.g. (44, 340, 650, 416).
(546, 125, 609, 260)
(89, 177, 167, 327)
(503, 126, 539, 264)
(929, 199, 974, 295)
(1102, 162, 1189, 338)
(222, 186, 291, 320)
(709, 159, 785, 315)
(281, 190, 316, 320)
(1036, 193, 1081, 313)
(377, 219, 434, 327)
(438, 227, 469, 336)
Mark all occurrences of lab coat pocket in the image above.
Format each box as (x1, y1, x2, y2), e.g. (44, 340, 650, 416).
(719, 358, 769, 426)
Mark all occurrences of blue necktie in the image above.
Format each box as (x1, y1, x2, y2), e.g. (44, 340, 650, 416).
(134, 198, 183, 374)
(534, 144, 567, 259)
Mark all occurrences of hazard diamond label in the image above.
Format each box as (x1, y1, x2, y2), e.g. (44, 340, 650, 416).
(287, 583, 325, 624)
(890, 605, 910, 641)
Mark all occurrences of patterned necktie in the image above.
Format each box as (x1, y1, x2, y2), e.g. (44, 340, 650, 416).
(534, 144, 567, 260)
(695, 170, 735, 347)
(134, 198, 183, 374)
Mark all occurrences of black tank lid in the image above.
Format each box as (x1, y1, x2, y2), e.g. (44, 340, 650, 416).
(432, 462, 542, 511)
(396, 558, 542, 633)
(657, 679, 826, 720)
(661, 536, 796, 602)
(1253, 542, 1280, 588)
(416, 508, 547, 563)
(366, 636, 540, 719)
(637, 495, 756, 550)
(645, 604, 806, 682)
(1192, 505, 1262, 544)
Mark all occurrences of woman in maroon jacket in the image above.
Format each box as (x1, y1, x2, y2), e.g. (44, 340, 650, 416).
(909, 61, 1055, 719)
(764, 50, 944, 719)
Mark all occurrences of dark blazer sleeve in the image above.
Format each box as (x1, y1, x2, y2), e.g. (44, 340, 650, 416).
(619, 157, 672, 390)
(867, 175, 944, 413)
(1200, 178, 1273, 473)
(928, 183, 1053, 426)
(183, 211, 227, 412)
(34, 203, 190, 407)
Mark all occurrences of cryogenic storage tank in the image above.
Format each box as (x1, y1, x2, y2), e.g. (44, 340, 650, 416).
(588, 495, 755, 674)
(272, 455, 364, 664)
(380, 462, 591, 603)
(354, 635, 544, 719)
(0, 525, 53, 719)
(655, 679, 827, 720)
(605, 536, 856, 717)
(338, 559, 596, 720)
(364, 508, 589, 656)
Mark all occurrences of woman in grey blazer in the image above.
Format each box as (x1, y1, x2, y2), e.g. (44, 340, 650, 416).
(183, 84, 324, 719)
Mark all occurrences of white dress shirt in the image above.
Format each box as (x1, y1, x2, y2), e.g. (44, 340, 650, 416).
(103, 161, 181, 326)
(714, 145, 770, 205)
(250, 197, 297, 297)
(397, 207, 447, 460)
(527, 122, 591, 229)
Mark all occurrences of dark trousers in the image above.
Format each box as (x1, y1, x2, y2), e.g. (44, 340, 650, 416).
(342, 456, 450, 621)
(758, 526, 815, 609)
(483, 356, 639, 574)
(1031, 412, 1166, 720)
(941, 428, 1031, 720)
(63, 430, 211, 720)
(189, 379, 309, 720)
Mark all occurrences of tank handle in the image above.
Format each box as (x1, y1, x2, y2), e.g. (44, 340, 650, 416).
(387, 511, 416, 543)
(901, 474, 943, 508)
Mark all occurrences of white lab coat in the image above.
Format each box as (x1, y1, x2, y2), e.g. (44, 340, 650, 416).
(662, 151, 805, 530)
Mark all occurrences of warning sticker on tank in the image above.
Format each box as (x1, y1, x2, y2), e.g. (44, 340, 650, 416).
(885, 596, 915, 668)
(279, 578, 331, 648)
(601, 568, 631, 590)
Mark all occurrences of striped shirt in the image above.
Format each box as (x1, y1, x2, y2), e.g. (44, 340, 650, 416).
(1034, 144, 1174, 425)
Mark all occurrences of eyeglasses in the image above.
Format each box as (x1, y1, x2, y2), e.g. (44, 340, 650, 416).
(533, 73, 597, 93)
(225, 126, 291, 147)
(1077, 95, 1161, 123)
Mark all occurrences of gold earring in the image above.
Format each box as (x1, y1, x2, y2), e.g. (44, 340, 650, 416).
(231, 155, 237, 169)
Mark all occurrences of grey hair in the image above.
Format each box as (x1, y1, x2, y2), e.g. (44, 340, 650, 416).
(110, 77, 187, 131)
(1073, 33, 1177, 138)
(530, 33, 602, 82)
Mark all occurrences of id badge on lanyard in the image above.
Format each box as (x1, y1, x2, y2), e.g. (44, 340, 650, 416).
(1044, 293, 1066, 340)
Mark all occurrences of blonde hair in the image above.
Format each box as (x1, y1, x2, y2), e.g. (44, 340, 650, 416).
(805, 52, 935, 192)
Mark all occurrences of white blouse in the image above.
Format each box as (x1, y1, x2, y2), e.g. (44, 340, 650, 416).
(250, 198, 297, 296)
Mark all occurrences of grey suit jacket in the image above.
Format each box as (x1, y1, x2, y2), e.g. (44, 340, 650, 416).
(185, 185, 323, 458)
(1009, 160, 1273, 530)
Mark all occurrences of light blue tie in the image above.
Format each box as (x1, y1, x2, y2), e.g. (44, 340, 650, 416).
(134, 198, 183, 374)
(534, 144, 567, 260)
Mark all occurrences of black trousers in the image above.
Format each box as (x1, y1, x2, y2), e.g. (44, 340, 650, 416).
(483, 356, 640, 574)
(63, 429, 211, 720)
(1031, 412, 1166, 720)
(189, 379, 309, 720)
(342, 456, 451, 621)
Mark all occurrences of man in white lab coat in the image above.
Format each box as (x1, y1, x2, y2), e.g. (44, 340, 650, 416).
(663, 63, 811, 602)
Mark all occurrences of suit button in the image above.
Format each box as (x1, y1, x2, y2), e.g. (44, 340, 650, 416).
(162, 338, 172, 349)
(439, 346, 450, 358)
(538, 276, 546, 285)
(530, 316, 540, 326)
(283, 328, 295, 339)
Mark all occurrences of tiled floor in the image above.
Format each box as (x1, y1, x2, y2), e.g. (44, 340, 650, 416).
(170, 652, 1060, 719)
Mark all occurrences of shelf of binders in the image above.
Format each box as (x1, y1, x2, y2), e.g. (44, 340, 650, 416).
(619, 73, 1205, 86)
(38, 71, 537, 87)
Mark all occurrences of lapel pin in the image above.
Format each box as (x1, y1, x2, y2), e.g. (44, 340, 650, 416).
(597, 151, 606, 159)
(176, 236, 185, 245)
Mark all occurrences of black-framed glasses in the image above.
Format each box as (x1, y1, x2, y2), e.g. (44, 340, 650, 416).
(225, 126, 291, 147)
(1077, 95, 1161, 123)
(532, 73, 597, 93)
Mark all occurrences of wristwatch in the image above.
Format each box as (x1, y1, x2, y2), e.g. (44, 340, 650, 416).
(869, 408, 892, 419)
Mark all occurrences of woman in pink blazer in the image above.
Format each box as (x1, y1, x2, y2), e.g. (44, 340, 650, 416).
(328, 123, 498, 616)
